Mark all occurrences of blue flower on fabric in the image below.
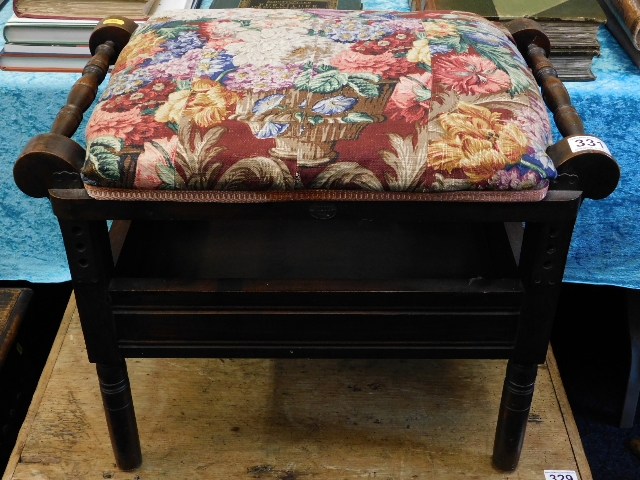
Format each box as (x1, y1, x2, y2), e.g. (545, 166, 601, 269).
(519, 153, 557, 179)
(164, 31, 205, 57)
(311, 96, 357, 115)
(102, 69, 154, 99)
(138, 51, 175, 69)
(464, 30, 510, 48)
(253, 94, 286, 115)
(195, 51, 235, 79)
(255, 122, 289, 139)
(429, 44, 453, 55)
(325, 20, 393, 43)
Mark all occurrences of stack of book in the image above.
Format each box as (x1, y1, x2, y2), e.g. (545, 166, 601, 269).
(410, 0, 607, 81)
(0, 0, 203, 72)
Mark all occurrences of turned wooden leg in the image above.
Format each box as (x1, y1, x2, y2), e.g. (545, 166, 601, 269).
(492, 220, 575, 470)
(492, 361, 538, 471)
(58, 219, 142, 470)
(621, 289, 640, 428)
(97, 362, 142, 470)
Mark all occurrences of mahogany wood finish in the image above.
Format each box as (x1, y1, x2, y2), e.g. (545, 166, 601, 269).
(507, 18, 620, 200)
(0, 289, 33, 371)
(13, 17, 137, 199)
(13, 17, 620, 473)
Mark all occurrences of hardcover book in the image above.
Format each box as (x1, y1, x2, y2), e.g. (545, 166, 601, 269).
(412, 0, 605, 23)
(13, 0, 203, 21)
(211, 0, 362, 9)
(3, 0, 200, 46)
(597, 0, 640, 68)
(0, 49, 91, 72)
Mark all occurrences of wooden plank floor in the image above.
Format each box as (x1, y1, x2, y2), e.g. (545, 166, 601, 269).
(3, 295, 591, 480)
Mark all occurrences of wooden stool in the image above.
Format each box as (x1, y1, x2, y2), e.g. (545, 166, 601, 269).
(14, 10, 619, 472)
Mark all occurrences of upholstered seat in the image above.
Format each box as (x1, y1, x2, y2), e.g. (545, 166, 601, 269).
(83, 9, 555, 202)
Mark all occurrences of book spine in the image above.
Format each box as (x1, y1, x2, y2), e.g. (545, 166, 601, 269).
(603, 0, 640, 48)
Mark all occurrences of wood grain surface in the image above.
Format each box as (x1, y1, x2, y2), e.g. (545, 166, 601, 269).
(0, 290, 20, 335)
(3, 295, 591, 479)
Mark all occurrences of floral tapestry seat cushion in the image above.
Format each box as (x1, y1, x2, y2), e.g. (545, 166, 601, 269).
(83, 8, 556, 202)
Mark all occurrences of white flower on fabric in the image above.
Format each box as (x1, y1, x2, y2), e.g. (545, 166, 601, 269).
(255, 121, 289, 138)
(253, 94, 286, 114)
(225, 28, 348, 67)
(311, 95, 357, 115)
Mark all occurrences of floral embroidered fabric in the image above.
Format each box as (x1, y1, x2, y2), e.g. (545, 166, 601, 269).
(83, 9, 556, 197)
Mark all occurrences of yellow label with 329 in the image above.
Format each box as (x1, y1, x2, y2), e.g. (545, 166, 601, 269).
(103, 18, 125, 25)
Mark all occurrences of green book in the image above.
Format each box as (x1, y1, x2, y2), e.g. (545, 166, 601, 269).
(211, 0, 362, 9)
(411, 0, 605, 22)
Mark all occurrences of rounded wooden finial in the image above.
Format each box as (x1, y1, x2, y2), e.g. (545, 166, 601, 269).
(547, 135, 620, 200)
(14, 134, 86, 198)
(506, 18, 552, 60)
(89, 16, 139, 63)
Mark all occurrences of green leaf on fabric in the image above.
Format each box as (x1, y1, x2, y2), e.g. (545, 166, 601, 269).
(308, 70, 349, 94)
(294, 111, 305, 122)
(151, 140, 173, 167)
(308, 116, 324, 125)
(348, 72, 381, 82)
(91, 136, 123, 152)
(156, 164, 176, 189)
(294, 69, 313, 90)
(469, 41, 530, 96)
(156, 24, 197, 39)
(347, 78, 379, 98)
(150, 140, 176, 189)
(316, 64, 337, 73)
(176, 80, 192, 91)
(88, 145, 120, 182)
(342, 112, 374, 123)
(167, 121, 179, 133)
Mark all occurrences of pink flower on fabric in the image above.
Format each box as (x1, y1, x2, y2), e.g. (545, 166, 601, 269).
(86, 103, 141, 140)
(329, 50, 418, 79)
(385, 71, 432, 124)
(488, 168, 541, 190)
(134, 136, 179, 189)
(433, 53, 510, 95)
(145, 49, 203, 80)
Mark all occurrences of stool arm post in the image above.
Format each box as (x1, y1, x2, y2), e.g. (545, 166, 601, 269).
(506, 18, 620, 200)
(50, 41, 116, 138)
(527, 44, 585, 138)
(13, 16, 138, 199)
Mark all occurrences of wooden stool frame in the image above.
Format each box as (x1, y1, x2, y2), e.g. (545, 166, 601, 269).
(14, 16, 619, 473)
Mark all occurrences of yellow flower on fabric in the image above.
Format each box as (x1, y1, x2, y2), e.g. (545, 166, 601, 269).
(155, 89, 191, 124)
(421, 20, 457, 38)
(185, 78, 240, 128)
(119, 32, 164, 66)
(406, 38, 432, 64)
(429, 102, 528, 183)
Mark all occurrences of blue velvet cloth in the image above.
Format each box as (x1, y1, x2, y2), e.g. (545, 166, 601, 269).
(1, 0, 638, 288)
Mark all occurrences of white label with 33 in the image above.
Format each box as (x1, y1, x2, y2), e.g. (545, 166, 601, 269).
(567, 136, 611, 155)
